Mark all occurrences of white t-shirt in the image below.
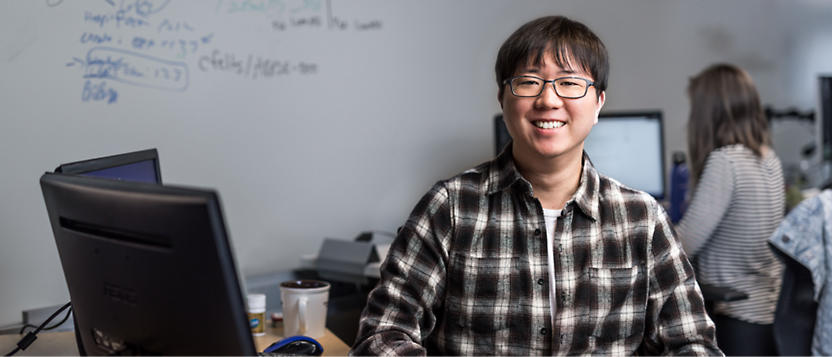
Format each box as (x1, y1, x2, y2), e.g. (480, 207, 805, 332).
(543, 208, 562, 328)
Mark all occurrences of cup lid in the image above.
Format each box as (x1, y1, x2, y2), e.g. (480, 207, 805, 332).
(280, 280, 330, 289)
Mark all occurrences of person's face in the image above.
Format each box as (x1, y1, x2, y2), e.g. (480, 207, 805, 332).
(499, 52, 605, 163)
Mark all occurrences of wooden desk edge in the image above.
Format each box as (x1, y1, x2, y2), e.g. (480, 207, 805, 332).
(257, 323, 351, 356)
(0, 325, 350, 356)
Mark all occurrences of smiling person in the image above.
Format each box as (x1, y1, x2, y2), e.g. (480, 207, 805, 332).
(350, 16, 721, 356)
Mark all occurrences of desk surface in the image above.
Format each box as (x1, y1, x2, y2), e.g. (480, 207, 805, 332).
(0, 324, 350, 356)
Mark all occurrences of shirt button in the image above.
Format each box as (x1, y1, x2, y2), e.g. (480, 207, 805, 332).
(540, 328, 547, 334)
(537, 278, 545, 285)
(782, 236, 790, 243)
(534, 228, 541, 236)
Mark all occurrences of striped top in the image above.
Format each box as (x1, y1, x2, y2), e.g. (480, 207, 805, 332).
(676, 144, 785, 324)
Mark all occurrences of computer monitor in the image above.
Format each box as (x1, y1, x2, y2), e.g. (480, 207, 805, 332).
(54, 148, 162, 184)
(40, 173, 256, 356)
(584, 111, 666, 199)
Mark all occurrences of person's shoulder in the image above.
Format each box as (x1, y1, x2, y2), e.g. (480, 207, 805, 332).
(458, 159, 492, 177)
(710, 144, 743, 158)
(701, 145, 741, 170)
(712, 143, 762, 161)
(433, 160, 493, 194)
(712, 144, 781, 170)
(593, 173, 667, 238)
(596, 171, 656, 204)
(598, 173, 655, 201)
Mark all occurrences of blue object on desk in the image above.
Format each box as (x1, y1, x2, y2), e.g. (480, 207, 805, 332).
(669, 151, 689, 223)
(262, 335, 324, 356)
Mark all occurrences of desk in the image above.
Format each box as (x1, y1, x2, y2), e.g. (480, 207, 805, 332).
(0, 324, 350, 356)
(256, 324, 351, 356)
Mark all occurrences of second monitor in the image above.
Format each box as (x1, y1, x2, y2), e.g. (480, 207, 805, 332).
(54, 148, 162, 184)
(583, 111, 665, 200)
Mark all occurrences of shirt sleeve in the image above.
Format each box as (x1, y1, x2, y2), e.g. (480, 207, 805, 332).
(642, 200, 723, 356)
(350, 182, 452, 356)
(676, 150, 735, 256)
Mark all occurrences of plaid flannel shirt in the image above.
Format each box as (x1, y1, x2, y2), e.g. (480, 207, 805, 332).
(351, 146, 721, 356)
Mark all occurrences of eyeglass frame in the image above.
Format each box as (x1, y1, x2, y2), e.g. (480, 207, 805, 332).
(502, 75, 596, 99)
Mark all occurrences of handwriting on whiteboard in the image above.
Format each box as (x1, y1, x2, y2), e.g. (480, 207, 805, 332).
(83, 47, 189, 91)
(56, 0, 381, 104)
(215, 0, 383, 32)
(199, 50, 317, 79)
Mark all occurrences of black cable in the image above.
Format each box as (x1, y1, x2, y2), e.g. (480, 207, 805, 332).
(23, 302, 72, 336)
(4, 302, 72, 357)
(3, 347, 19, 357)
(19, 306, 73, 335)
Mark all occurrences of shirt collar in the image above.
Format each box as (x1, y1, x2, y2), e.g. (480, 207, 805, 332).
(486, 142, 600, 221)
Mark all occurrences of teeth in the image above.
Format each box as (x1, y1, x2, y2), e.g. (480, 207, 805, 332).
(535, 121, 565, 129)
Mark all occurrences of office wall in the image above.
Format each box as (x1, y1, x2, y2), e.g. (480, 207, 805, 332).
(1, 0, 831, 327)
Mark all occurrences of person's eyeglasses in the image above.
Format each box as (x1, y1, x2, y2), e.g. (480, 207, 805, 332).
(503, 76, 595, 99)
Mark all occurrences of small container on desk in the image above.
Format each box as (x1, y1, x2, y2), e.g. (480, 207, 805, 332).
(248, 294, 267, 336)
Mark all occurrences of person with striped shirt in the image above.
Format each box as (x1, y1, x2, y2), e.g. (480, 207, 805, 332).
(676, 64, 785, 356)
(351, 16, 721, 356)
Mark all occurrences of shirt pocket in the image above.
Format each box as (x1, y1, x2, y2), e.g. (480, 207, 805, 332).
(445, 253, 526, 333)
(576, 266, 646, 343)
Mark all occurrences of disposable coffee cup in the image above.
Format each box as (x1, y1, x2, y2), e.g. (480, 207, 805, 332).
(279, 280, 330, 338)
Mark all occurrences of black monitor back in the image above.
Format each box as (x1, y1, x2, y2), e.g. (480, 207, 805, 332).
(54, 148, 162, 184)
(40, 173, 255, 356)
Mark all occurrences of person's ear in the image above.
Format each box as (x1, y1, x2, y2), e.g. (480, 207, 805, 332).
(498, 89, 504, 109)
(594, 91, 606, 124)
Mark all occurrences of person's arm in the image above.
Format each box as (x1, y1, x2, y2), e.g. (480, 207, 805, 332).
(641, 201, 722, 355)
(676, 151, 735, 256)
(350, 183, 453, 356)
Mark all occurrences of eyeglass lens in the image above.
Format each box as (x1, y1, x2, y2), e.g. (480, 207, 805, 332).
(510, 77, 589, 98)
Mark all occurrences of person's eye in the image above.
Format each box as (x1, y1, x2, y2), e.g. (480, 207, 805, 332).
(517, 79, 541, 86)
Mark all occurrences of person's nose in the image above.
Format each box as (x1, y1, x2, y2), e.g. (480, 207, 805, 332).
(536, 81, 564, 109)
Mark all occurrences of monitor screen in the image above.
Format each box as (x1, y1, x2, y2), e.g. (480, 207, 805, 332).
(584, 111, 666, 199)
(40, 173, 255, 356)
(54, 149, 162, 184)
